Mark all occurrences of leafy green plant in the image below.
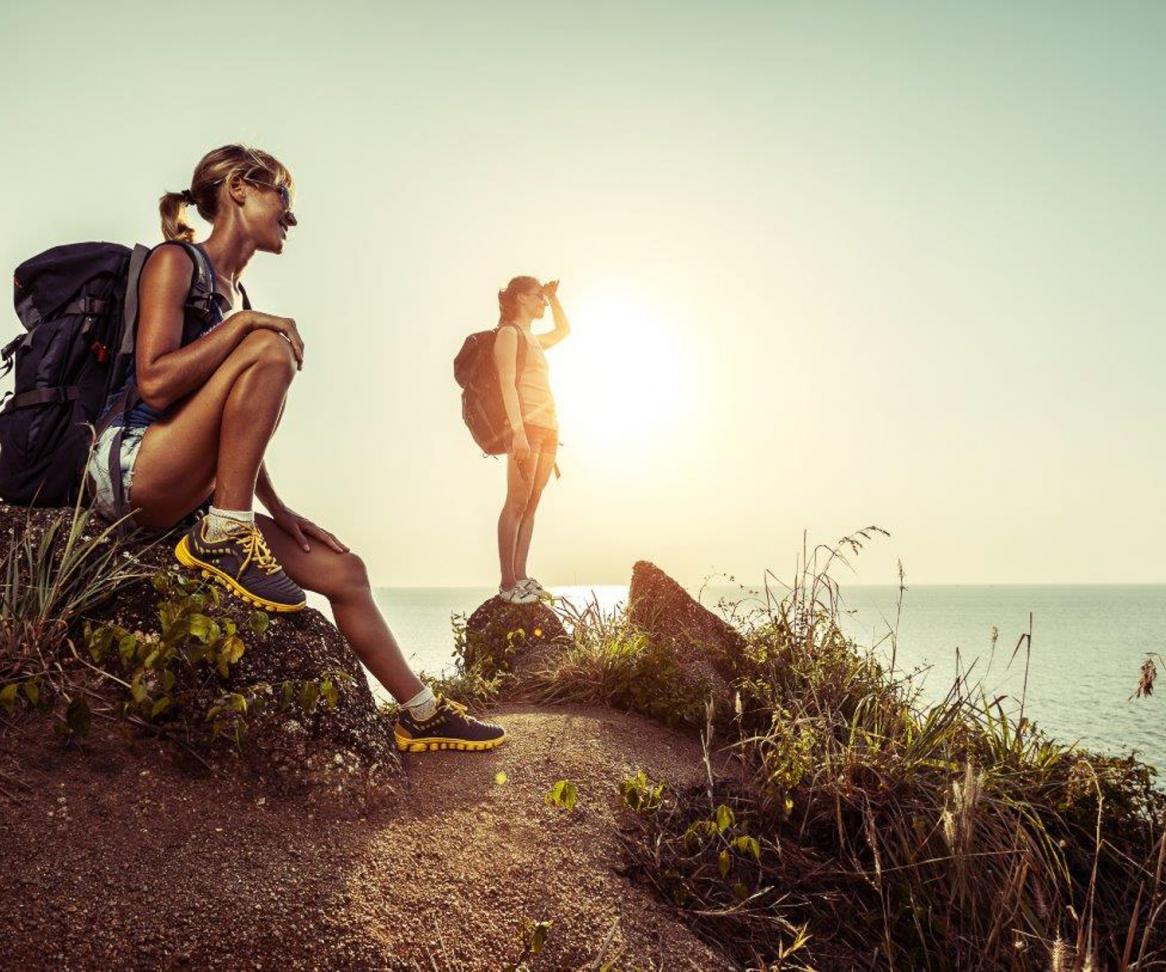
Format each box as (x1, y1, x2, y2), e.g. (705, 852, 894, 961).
(502, 918, 553, 972)
(620, 769, 665, 813)
(544, 779, 578, 811)
(609, 529, 1166, 970)
(0, 501, 152, 727)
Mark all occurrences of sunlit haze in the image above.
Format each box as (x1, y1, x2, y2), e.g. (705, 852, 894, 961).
(2, 2, 1163, 587)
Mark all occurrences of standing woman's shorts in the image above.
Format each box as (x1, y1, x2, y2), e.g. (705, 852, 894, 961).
(86, 422, 146, 522)
(523, 425, 558, 455)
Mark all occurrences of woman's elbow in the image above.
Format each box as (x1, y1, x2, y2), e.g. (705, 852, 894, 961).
(135, 374, 171, 412)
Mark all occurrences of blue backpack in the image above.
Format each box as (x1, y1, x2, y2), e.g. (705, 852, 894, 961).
(0, 241, 223, 506)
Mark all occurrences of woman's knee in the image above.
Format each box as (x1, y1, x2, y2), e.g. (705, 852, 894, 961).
(324, 551, 370, 600)
(502, 492, 530, 518)
(237, 328, 297, 375)
(522, 490, 544, 518)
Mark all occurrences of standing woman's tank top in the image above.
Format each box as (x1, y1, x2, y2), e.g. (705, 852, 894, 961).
(100, 242, 235, 428)
(515, 326, 557, 430)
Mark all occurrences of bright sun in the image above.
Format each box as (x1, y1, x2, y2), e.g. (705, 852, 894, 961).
(548, 290, 693, 455)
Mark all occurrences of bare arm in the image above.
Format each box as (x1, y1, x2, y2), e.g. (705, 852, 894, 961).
(135, 245, 305, 411)
(133, 245, 253, 411)
(256, 461, 348, 553)
(255, 462, 285, 515)
(536, 282, 570, 350)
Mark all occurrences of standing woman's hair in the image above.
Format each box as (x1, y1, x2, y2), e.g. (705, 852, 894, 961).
(158, 144, 294, 242)
(498, 275, 540, 324)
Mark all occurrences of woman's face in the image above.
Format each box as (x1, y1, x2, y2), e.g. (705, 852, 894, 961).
(236, 177, 297, 254)
(518, 284, 547, 319)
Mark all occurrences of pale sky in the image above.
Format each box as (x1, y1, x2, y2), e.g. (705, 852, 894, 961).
(2, 2, 1163, 587)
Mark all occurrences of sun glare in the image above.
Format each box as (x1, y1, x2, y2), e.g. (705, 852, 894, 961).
(549, 291, 693, 455)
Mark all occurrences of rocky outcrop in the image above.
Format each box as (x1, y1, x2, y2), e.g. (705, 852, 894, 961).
(0, 503, 400, 799)
(463, 595, 567, 679)
(626, 560, 747, 714)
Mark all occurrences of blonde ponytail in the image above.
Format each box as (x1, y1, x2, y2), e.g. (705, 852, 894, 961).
(159, 190, 196, 242)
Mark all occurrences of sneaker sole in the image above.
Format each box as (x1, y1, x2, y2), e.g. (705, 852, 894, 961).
(175, 535, 306, 614)
(393, 730, 508, 753)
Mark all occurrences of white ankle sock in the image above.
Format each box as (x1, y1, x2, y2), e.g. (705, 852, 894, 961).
(404, 686, 437, 721)
(205, 506, 255, 541)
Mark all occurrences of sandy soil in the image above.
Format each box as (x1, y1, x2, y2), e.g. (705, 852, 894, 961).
(0, 703, 734, 971)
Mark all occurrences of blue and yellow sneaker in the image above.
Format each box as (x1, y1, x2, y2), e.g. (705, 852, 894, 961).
(175, 517, 306, 613)
(394, 695, 508, 753)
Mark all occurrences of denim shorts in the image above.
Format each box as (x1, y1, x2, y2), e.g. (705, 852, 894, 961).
(86, 422, 146, 522)
(524, 424, 558, 455)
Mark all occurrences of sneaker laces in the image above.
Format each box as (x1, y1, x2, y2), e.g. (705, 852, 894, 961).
(223, 521, 283, 576)
(437, 695, 468, 716)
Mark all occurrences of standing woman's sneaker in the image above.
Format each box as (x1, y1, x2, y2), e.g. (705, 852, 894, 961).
(499, 583, 539, 605)
(175, 517, 306, 612)
(394, 695, 507, 752)
(518, 577, 554, 601)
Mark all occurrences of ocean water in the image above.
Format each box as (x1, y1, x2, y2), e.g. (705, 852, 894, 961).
(308, 584, 1166, 773)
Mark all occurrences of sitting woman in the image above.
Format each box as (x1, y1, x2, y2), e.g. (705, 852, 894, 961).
(87, 144, 504, 753)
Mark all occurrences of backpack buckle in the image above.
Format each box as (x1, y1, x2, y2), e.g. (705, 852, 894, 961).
(90, 340, 110, 363)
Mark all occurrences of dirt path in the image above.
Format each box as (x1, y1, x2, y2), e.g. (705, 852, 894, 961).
(0, 703, 733, 971)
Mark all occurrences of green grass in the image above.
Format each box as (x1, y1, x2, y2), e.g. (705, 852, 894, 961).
(476, 531, 1166, 971)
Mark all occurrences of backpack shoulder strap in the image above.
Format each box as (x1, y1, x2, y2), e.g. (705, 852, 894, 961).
(237, 280, 252, 311)
(497, 323, 527, 377)
(173, 241, 220, 322)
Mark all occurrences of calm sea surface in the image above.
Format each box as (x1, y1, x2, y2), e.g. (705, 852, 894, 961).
(308, 584, 1166, 774)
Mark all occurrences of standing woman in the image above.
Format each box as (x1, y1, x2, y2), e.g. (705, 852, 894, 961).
(85, 144, 505, 753)
(493, 276, 570, 604)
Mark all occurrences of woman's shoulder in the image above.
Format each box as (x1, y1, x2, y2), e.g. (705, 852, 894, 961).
(143, 240, 198, 276)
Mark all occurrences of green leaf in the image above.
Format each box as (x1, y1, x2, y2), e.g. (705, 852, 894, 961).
(142, 648, 160, 670)
(0, 682, 19, 714)
(222, 634, 245, 666)
(718, 850, 731, 879)
(545, 779, 578, 811)
(715, 804, 734, 834)
(189, 614, 212, 642)
(529, 920, 551, 954)
(321, 679, 339, 709)
(299, 681, 320, 713)
(733, 835, 762, 861)
(163, 670, 176, 693)
(65, 697, 91, 737)
(247, 610, 270, 635)
(228, 693, 248, 714)
(280, 681, 294, 709)
(23, 680, 40, 705)
(86, 623, 114, 662)
(150, 696, 171, 718)
(130, 674, 148, 705)
(118, 634, 138, 667)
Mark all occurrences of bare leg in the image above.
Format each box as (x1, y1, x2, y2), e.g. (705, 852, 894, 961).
(129, 330, 297, 528)
(497, 453, 535, 590)
(513, 448, 556, 581)
(256, 514, 424, 702)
